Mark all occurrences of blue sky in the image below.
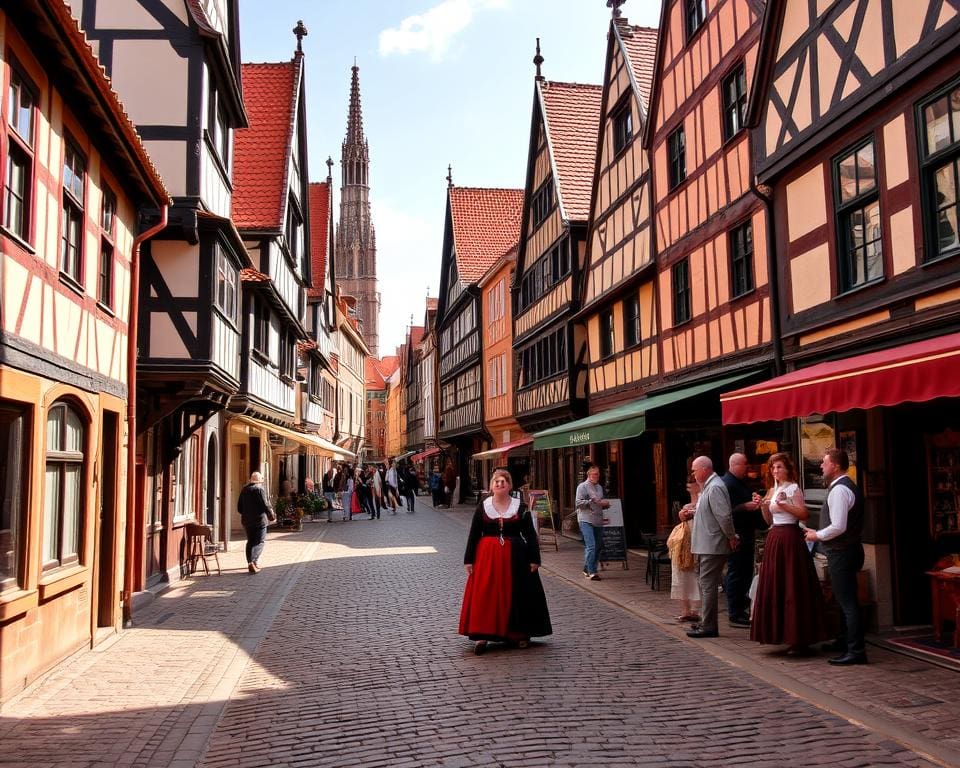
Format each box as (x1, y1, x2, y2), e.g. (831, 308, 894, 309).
(238, 0, 660, 355)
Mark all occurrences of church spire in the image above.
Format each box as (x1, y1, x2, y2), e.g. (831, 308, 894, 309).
(341, 63, 369, 188)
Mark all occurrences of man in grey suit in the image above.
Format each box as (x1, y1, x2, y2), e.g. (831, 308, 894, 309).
(688, 456, 738, 638)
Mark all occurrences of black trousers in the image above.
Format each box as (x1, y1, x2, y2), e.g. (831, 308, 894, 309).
(244, 523, 267, 565)
(826, 543, 865, 655)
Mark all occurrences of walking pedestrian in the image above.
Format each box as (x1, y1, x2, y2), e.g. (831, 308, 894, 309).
(443, 460, 457, 507)
(575, 465, 609, 581)
(429, 466, 442, 506)
(341, 464, 354, 521)
(384, 459, 401, 513)
(805, 448, 868, 665)
(669, 474, 700, 622)
(687, 456, 736, 638)
(459, 469, 552, 654)
(722, 452, 764, 627)
(237, 471, 275, 573)
(357, 467, 376, 518)
(404, 465, 418, 511)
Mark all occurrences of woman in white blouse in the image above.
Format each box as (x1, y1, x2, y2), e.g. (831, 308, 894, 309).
(750, 452, 828, 653)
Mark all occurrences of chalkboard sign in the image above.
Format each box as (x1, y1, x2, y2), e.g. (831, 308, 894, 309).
(527, 491, 558, 550)
(599, 499, 628, 569)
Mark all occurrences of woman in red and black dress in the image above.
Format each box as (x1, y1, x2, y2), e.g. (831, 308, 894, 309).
(459, 469, 552, 655)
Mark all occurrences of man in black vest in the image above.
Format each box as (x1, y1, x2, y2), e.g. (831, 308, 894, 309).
(805, 448, 867, 665)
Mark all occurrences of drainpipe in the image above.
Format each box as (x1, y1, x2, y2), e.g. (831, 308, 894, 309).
(749, 179, 784, 376)
(122, 205, 168, 627)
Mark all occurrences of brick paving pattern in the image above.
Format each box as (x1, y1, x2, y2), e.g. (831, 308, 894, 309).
(0, 497, 955, 767)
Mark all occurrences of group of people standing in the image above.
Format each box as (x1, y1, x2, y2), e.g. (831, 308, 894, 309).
(676, 449, 867, 665)
(320, 459, 422, 520)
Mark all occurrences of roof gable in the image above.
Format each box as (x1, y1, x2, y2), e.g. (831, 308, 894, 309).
(233, 59, 300, 229)
(540, 81, 603, 222)
(449, 187, 523, 283)
(307, 181, 330, 297)
(618, 23, 658, 115)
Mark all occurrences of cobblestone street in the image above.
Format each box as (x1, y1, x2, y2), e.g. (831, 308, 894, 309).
(1, 500, 956, 767)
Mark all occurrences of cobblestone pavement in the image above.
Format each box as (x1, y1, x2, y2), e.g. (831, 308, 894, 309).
(0, 498, 956, 767)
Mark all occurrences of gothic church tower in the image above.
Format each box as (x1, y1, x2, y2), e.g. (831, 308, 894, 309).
(335, 63, 380, 356)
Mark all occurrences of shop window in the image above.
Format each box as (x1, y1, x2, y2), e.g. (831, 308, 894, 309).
(668, 126, 686, 190)
(729, 220, 754, 298)
(613, 99, 633, 155)
(672, 259, 691, 325)
(61, 140, 86, 285)
(722, 63, 747, 141)
(919, 81, 960, 261)
(4, 66, 36, 243)
(0, 402, 29, 591)
(43, 401, 85, 570)
(834, 138, 882, 291)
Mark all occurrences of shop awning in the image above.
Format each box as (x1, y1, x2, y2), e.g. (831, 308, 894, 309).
(472, 437, 534, 461)
(411, 446, 441, 463)
(394, 450, 416, 461)
(231, 416, 356, 459)
(720, 332, 960, 425)
(532, 372, 755, 450)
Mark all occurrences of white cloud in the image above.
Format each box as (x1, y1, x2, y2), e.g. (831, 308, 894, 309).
(370, 199, 442, 355)
(378, 0, 510, 61)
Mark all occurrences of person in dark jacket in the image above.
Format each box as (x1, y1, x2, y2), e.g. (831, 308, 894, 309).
(403, 466, 418, 512)
(237, 471, 274, 573)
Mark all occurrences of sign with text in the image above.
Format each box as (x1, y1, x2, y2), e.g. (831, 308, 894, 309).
(600, 498, 628, 568)
(528, 490, 551, 534)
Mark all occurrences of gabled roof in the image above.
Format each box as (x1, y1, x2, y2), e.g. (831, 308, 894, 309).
(540, 81, 603, 222)
(449, 187, 524, 283)
(409, 326, 424, 349)
(366, 357, 387, 389)
(307, 181, 330, 297)
(233, 59, 300, 230)
(618, 23, 658, 113)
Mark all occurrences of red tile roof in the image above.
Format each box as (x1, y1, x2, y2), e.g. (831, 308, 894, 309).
(365, 357, 386, 388)
(233, 60, 299, 230)
(379, 355, 400, 379)
(449, 187, 524, 283)
(619, 25, 658, 112)
(240, 267, 270, 283)
(426, 297, 438, 310)
(307, 181, 330, 297)
(540, 81, 602, 222)
(409, 326, 424, 348)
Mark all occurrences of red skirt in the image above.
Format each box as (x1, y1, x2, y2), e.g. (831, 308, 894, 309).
(458, 537, 525, 642)
(750, 524, 829, 647)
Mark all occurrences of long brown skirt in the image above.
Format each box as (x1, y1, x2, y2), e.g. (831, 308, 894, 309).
(750, 524, 829, 647)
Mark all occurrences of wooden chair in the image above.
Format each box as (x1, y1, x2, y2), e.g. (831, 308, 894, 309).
(185, 523, 221, 576)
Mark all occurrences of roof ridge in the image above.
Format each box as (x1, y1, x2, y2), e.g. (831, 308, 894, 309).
(544, 80, 603, 90)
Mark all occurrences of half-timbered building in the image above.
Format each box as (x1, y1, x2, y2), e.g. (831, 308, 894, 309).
(74, 0, 250, 597)
(436, 185, 523, 502)
(0, 0, 168, 701)
(306, 172, 338, 456)
(473, 247, 530, 490)
(513, 58, 603, 518)
(228, 41, 341, 519)
(641, 0, 770, 532)
(410, 298, 442, 471)
(532, 16, 657, 540)
(334, 292, 368, 459)
(404, 324, 426, 455)
(721, 0, 960, 631)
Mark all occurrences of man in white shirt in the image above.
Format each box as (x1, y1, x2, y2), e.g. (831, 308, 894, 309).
(805, 448, 867, 665)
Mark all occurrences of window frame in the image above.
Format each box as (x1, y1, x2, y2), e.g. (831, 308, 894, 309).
(672, 259, 692, 326)
(4, 63, 37, 245)
(42, 401, 85, 571)
(214, 247, 238, 324)
(60, 138, 86, 286)
(668, 126, 686, 190)
(600, 308, 615, 360)
(623, 295, 641, 348)
(722, 63, 747, 142)
(729, 220, 755, 299)
(832, 137, 883, 293)
(918, 79, 960, 263)
(0, 402, 29, 593)
(531, 176, 554, 229)
(612, 98, 633, 156)
(97, 187, 117, 309)
(206, 86, 230, 173)
(253, 297, 270, 357)
(685, 0, 707, 41)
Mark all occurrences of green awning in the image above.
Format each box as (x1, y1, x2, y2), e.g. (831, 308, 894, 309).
(532, 372, 756, 450)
